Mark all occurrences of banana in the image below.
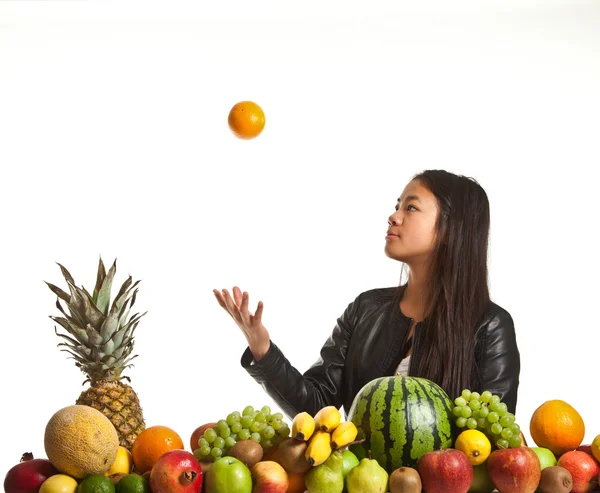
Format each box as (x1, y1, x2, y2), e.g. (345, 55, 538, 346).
(314, 405, 342, 433)
(291, 411, 316, 441)
(331, 421, 358, 449)
(305, 430, 332, 467)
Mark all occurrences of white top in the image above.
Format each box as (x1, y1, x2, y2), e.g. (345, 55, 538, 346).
(395, 355, 411, 376)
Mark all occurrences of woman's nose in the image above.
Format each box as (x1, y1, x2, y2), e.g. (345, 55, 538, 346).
(388, 210, 403, 226)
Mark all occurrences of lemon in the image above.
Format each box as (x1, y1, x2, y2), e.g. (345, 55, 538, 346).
(40, 474, 79, 493)
(115, 474, 150, 493)
(105, 447, 133, 476)
(77, 475, 115, 493)
(592, 434, 600, 463)
(455, 429, 491, 465)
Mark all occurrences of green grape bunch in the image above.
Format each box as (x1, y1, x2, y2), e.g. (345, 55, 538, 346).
(452, 389, 522, 449)
(193, 405, 291, 462)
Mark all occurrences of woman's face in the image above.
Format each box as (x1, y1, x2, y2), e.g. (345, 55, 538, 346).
(385, 179, 440, 264)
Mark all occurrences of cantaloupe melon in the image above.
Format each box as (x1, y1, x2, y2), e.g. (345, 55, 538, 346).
(44, 404, 119, 479)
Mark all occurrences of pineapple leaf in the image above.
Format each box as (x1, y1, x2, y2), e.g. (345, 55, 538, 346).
(119, 354, 138, 368)
(92, 256, 107, 304)
(101, 354, 117, 366)
(56, 338, 92, 358)
(85, 324, 103, 346)
(109, 324, 128, 349)
(54, 331, 81, 349)
(100, 307, 120, 344)
(111, 276, 134, 311)
(113, 311, 147, 347)
(101, 339, 115, 355)
(68, 281, 105, 330)
(53, 325, 86, 348)
(91, 345, 101, 363)
(56, 262, 76, 286)
(113, 278, 141, 316)
(117, 288, 138, 320)
(96, 258, 117, 316)
(58, 347, 89, 365)
(81, 286, 95, 302)
(54, 296, 87, 329)
(116, 312, 148, 346)
(44, 282, 71, 303)
(51, 316, 90, 345)
(64, 282, 88, 322)
(55, 306, 90, 342)
(113, 346, 125, 360)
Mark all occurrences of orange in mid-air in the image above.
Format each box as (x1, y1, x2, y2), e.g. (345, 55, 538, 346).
(228, 101, 266, 140)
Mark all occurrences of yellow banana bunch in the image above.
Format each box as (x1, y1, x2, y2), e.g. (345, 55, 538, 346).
(331, 421, 358, 449)
(314, 406, 341, 432)
(291, 411, 316, 441)
(295, 405, 360, 468)
(305, 430, 332, 466)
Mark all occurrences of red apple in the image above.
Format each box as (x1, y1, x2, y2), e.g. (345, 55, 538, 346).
(557, 450, 599, 493)
(149, 449, 203, 493)
(190, 422, 217, 451)
(487, 446, 541, 493)
(4, 458, 59, 493)
(576, 445, 600, 465)
(250, 461, 288, 493)
(417, 448, 473, 493)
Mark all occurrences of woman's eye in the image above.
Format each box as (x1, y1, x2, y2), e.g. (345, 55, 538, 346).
(394, 204, 417, 212)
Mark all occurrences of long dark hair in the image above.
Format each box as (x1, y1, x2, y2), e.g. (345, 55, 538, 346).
(406, 169, 491, 399)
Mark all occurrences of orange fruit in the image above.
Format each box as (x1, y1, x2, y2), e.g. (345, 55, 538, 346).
(228, 101, 265, 139)
(530, 400, 585, 456)
(286, 472, 306, 493)
(131, 426, 184, 474)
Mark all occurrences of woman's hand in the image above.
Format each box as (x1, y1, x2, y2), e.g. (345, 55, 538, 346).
(213, 286, 271, 361)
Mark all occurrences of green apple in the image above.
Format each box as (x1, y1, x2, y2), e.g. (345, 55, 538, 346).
(342, 450, 359, 479)
(530, 447, 557, 470)
(205, 456, 251, 493)
(468, 462, 495, 493)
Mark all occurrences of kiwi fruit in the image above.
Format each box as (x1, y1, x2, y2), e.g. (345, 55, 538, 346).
(274, 438, 311, 475)
(389, 467, 422, 493)
(197, 460, 212, 474)
(227, 440, 264, 469)
(538, 466, 573, 493)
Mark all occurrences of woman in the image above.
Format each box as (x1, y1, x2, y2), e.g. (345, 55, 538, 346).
(213, 169, 521, 420)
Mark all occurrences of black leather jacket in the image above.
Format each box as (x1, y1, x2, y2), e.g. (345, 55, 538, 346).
(241, 284, 520, 420)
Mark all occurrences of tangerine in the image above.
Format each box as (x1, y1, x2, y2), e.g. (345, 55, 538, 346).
(131, 426, 184, 474)
(530, 400, 585, 456)
(228, 101, 265, 139)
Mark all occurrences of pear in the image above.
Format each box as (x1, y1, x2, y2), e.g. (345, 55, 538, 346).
(346, 456, 389, 493)
(305, 449, 344, 493)
(276, 437, 311, 474)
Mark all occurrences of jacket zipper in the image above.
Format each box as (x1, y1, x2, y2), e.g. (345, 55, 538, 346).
(408, 319, 419, 375)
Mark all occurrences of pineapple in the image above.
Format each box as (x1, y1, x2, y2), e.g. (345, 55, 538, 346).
(45, 257, 148, 450)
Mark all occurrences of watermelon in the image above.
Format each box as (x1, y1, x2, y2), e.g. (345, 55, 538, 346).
(347, 375, 458, 473)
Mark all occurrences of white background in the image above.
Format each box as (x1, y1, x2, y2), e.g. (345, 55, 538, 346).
(1, 0, 599, 477)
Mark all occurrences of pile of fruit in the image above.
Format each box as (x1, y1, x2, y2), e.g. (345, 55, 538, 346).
(7, 260, 600, 493)
(6, 393, 600, 493)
